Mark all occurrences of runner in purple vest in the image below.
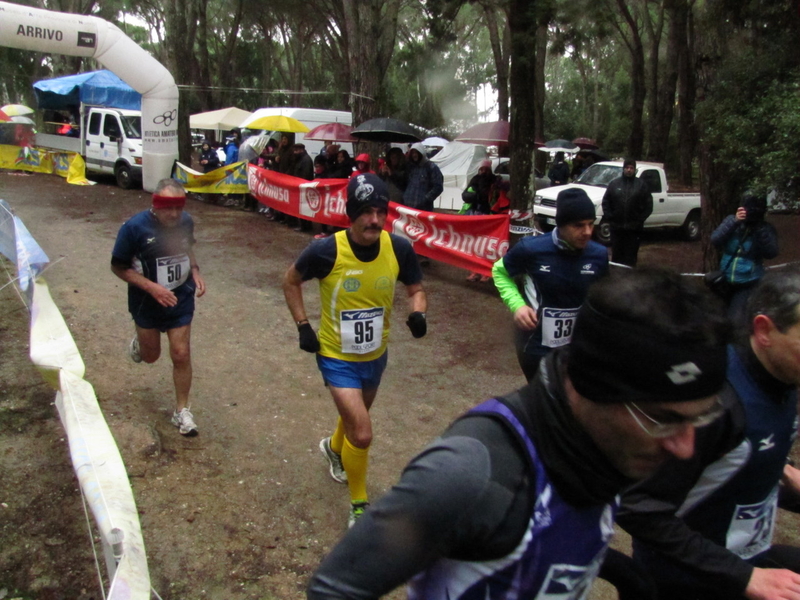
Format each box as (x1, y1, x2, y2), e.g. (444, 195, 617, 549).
(306, 268, 730, 600)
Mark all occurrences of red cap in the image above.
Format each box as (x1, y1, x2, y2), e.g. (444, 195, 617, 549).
(355, 153, 371, 163)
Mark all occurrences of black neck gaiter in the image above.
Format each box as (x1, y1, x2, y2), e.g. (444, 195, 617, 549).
(513, 352, 635, 508)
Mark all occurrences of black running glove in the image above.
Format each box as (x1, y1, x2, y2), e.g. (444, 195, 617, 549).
(298, 322, 320, 353)
(406, 311, 427, 338)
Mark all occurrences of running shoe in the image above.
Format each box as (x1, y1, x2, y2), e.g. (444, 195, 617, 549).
(129, 336, 142, 363)
(172, 408, 198, 437)
(319, 437, 347, 483)
(348, 501, 370, 528)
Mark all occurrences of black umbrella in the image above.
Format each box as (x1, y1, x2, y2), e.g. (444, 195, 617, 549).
(540, 138, 580, 153)
(351, 117, 423, 143)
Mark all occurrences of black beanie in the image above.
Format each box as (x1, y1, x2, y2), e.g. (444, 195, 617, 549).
(346, 173, 390, 221)
(623, 157, 636, 169)
(556, 188, 596, 226)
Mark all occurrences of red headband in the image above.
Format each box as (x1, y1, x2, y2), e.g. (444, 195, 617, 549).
(152, 193, 186, 209)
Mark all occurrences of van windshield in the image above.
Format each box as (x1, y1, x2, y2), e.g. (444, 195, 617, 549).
(121, 116, 141, 139)
(575, 164, 622, 187)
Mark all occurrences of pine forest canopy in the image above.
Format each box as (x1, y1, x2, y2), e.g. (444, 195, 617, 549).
(1, 0, 798, 250)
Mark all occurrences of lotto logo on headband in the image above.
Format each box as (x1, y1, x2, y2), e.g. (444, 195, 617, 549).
(665, 362, 702, 385)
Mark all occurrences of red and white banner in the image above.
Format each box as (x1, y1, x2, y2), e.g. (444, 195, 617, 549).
(248, 165, 511, 276)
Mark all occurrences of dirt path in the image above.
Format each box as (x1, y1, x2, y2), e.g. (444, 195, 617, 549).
(0, 170, 797, 599)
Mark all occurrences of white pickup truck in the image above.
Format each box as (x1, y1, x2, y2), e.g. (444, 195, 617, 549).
(533, 161, 701, 244)
(35, 105, 143, 189)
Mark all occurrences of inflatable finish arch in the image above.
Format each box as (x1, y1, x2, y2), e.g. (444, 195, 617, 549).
(0, 1, 178, 191)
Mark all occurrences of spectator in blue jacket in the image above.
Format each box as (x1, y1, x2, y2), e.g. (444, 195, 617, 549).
(222, 129, 243, 207)
(224, 129, 241, 165)
(711, 192, 778, 325)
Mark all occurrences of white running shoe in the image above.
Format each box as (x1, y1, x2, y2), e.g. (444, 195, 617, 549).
(129, 337, 142, 363)
(172, 408, 198, 436)
(348, 501, 370, 528)
(319, 437, 347, 483)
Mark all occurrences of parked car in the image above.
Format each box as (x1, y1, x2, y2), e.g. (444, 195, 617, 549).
(533, 161, 701, 244)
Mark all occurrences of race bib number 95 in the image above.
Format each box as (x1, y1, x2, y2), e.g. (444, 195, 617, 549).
(340, 307, 384, 354)
(156, 254, 190, 290)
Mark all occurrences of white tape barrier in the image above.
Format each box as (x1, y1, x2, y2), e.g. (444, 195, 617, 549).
(0, 200, 150, 599)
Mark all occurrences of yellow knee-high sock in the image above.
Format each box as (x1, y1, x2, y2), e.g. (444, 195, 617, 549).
(330, 417, 345, 455)
(342, 437, 369, 503)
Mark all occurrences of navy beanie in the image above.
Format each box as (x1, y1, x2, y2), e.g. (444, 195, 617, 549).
(556, 188, 596, 226)
(346, 173, 390, 221)
(623, 157, 637, 169)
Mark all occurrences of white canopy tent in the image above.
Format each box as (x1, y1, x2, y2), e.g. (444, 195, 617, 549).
(431, 142, 489, 211)
(190, 107, 252, 139)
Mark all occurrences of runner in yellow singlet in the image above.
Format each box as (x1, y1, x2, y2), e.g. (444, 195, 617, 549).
(283, 173, 427, 527)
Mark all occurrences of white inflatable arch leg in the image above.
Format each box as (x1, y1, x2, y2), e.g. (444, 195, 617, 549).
(0, 1, 178, 191)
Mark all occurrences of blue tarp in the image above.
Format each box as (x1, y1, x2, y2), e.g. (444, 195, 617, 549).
(33, 70, 141, 111)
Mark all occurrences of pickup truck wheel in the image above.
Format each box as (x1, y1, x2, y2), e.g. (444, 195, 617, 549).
(115, 164, 133, 189)
(682, 210, 701, 242)
(594, 220, 612, 246)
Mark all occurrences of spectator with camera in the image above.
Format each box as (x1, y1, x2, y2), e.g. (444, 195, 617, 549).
(710, 192, 778, 325)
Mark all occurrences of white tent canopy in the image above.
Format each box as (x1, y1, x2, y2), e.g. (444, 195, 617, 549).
(432, 142, 488, 211)
(190, 107, 252, 132)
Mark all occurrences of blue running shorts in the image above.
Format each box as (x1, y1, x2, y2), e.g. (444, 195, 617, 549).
(316, 352, 388, 390)
(133, 310, 194, 333)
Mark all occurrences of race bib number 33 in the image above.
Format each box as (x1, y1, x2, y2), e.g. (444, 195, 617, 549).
(541, 307, 579, 349)
(156, 254, 190, 290)
(340, 307, 384, 354)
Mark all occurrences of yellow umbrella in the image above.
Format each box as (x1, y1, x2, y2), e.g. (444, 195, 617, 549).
(244, 114, 309, 133)
(1, 104, 35, 116)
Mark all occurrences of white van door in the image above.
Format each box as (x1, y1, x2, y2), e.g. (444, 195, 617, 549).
(84, 110, 121, 175)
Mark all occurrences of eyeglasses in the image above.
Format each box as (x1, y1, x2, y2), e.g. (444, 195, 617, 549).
(624, 398, 724, 438)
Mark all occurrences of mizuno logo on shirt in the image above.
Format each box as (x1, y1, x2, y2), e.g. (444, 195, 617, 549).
(758, 434, 775, 451)
(146, 237, 155, 244)
(345, 270, 363, 276)
(539, 265, 550, 272)
(665, 362, 702, 384)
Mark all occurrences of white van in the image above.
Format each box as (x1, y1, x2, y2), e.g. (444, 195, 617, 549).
(239, 107, 353, 157)
(35, 104, 143, 188)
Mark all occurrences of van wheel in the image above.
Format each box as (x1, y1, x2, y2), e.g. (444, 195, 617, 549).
(594, 219, 611, 246)
(682, 210, 701, 242)
(115, 164, 133, 189)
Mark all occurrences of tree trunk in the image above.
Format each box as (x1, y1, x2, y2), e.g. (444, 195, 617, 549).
(506, 0, 540, 223)
(164, 0, 198, 165)
(617, 0, 646, 158)
(644, 2, 664, 160)
(650, 0, 686, 164)
(676, 4, 696, 186)
(341, 0, 400, 123)
(482, 2, 510, 121)
(534, 21, 548, 173)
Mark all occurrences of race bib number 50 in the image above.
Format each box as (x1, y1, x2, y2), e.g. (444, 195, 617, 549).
(340, 307, 384, 354)
(156, 254, 190, 290)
